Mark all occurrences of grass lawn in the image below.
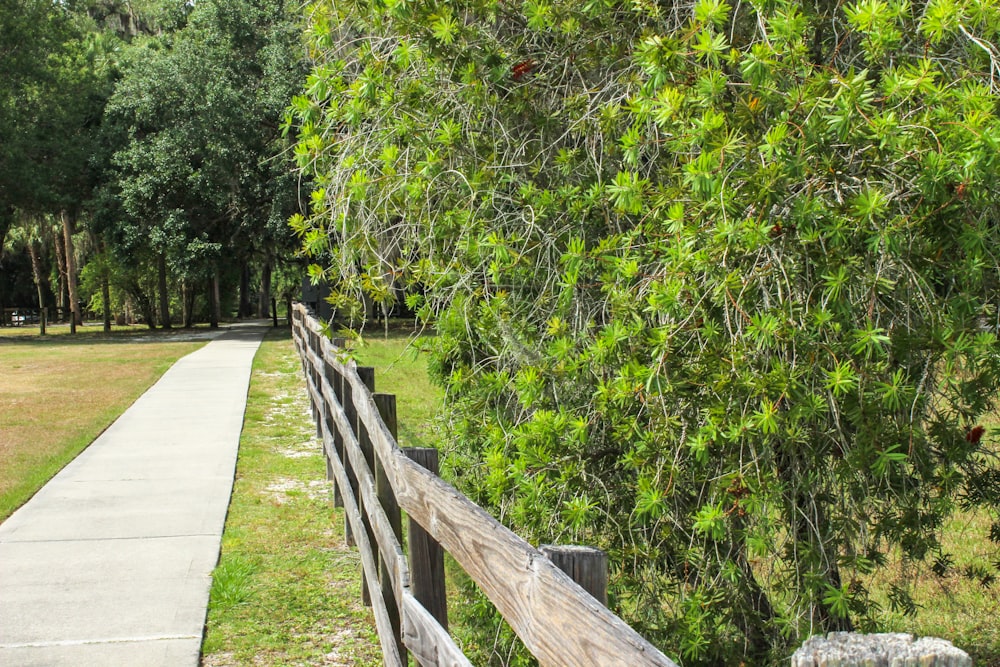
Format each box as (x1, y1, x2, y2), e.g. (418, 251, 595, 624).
(875, 509, 1000, 663)
(349, 324, 442, 450)
(0, 323, 207, 520)
(201, 328, 384, 666)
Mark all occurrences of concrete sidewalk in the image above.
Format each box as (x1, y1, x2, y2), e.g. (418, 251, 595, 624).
(0, 324, 267, 666)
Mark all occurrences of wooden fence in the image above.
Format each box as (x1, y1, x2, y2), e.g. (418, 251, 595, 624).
(1, 307, 47, 327)
(291, 304, 678, 667)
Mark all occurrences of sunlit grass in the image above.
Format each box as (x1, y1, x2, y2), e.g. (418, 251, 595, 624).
(861, 411, 1000, 663)
(202, 329, 381, 666)
(876, 510, 1000, 663)
(862, 461, 1000, 664)
(0, 327, 205, 520)
(349, 323, 442, 450)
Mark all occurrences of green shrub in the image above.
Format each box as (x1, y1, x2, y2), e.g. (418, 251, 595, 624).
(290, 0, 1000, 662)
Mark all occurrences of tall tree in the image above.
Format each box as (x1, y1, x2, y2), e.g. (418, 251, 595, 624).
(0, 0, 74, 255)
(103, 0, 303, 327)
(1, 0, 132, 326)
(5, 215, 56, 334)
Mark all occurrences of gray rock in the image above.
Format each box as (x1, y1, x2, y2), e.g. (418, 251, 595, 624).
(791, 632, 972, 667)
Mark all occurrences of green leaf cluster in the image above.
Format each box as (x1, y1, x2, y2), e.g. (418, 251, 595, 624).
(290, 0, 1000, 662)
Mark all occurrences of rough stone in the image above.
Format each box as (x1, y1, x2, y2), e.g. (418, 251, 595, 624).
(791, 632, 972, 667)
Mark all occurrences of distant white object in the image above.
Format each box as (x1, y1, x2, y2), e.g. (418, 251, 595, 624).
(791, 632, 972, 667)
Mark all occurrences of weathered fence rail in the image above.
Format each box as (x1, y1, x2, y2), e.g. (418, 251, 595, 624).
(291, 303, 678, 667)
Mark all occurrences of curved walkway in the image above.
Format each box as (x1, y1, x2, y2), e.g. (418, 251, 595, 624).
(0, 324, 267, 666)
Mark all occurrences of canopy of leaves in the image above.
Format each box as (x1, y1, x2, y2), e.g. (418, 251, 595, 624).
(292, 0, 1000, 663)
(101, 0, 305, 281)
(0, 1, 93, 217)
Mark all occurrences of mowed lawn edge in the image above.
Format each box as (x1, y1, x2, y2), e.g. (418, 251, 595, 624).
(0, 327, 208, 521)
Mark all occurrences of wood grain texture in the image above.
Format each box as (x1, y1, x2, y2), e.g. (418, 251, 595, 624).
(403, 448, 448, 632)
(391, 457, 677, 667)
(374, 394, 405, 662)
(401, 592, 472, 667)
(356, 366, 376, 608)
(540, 545, 608, 606)
(324, 358, 345, 507)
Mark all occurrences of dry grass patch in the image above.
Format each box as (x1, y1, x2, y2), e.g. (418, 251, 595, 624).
(0, 328, 205, 519)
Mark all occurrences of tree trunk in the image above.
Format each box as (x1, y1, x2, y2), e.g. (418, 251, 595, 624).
(0, 207, 12, 260)
(27, 239, 46, 335)
(790, 477, 853, 631)
(62, 211, 81, 330)
(142, 298, 156, 329)
(53, 223, 69, 321)
(157, 252, 171, 329)
(362, 291, 375, 327)
(239, 261, 251, 319)
(182, 281, 195, 328)
(181, 282, 188, 327)
(209, 271, 221, 328)
(129, 282, 156, 330)
(285, 294, 293, 328)
(775, 445, 854, 633)
(258, 260, 272, 319)
(730, 515, 779, 662)
(102, 271, 112, 332)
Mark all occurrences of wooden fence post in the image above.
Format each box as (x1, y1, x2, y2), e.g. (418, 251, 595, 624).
(356, 366, 376, 608)
(334, 366, 350, 515)
(322, 358, 343, 508)
(341, 369, 358, 548)
(326, 337, 347, 509)
(403, 447, 449, 632)
(374, 393, 405, 664)
(309, 330, 322, 440)
(539, 545, 608, 606)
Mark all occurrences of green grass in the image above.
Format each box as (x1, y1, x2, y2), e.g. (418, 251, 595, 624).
(873, 509, 1000, 664)
(201, 328, 382, 666)
(350, 325, 442, 450)
(0, 325, 206, 520)
(868, 409, 1000, 663)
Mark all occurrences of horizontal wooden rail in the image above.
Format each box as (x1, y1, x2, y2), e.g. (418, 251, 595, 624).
(292, 304, 677, 667)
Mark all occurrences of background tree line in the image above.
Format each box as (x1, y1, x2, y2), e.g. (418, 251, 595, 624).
(0, 0, 306, 330)
(288, 0, 1000, 664)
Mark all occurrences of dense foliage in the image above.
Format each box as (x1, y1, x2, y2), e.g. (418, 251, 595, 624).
(0, 0, 67, 230)
(101, 0, 305, 326)
(0, 0, 306, 329)
(291, 0, 1000, 663)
